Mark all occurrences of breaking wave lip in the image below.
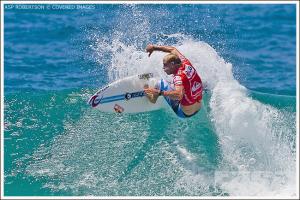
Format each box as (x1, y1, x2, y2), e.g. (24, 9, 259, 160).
(199, 43, 296, 196)
(210, 80, 296, 196)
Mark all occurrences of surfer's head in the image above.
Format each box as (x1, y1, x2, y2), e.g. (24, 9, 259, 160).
(163, 54, 181, 75)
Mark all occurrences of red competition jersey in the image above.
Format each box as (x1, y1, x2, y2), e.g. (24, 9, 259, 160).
(173, 54, 203, 106)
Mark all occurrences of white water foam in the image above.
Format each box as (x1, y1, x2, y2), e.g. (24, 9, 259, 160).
(177, 38, 296, 196)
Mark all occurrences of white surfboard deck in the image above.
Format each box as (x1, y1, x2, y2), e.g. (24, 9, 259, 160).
(88, 73, 167, 113)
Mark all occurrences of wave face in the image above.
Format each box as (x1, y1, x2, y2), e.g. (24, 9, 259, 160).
(4, 3, 297, 197)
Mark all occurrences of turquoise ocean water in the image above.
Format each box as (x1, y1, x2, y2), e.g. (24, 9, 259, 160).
(3, 3, 297, 196)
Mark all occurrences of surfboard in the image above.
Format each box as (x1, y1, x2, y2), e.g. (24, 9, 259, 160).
(88, 73, 166, 113)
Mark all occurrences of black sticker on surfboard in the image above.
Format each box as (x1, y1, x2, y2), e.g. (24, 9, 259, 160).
(138, 73, 153, 80)
(125, 93, 132, 100)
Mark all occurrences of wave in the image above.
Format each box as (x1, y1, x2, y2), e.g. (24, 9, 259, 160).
(5, 35, 292, 197)
(5, 4, 296, 197)
(87, 29, 296, 196)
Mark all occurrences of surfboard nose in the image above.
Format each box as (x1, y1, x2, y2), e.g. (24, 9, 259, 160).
(88, 94, 103, 107)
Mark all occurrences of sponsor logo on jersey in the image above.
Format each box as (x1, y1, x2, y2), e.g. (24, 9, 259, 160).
(173, 76, 182, 85)
(184, 65, 195, 78)
(192, 81, 202, 92)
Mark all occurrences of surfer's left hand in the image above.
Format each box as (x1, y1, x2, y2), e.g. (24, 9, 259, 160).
(146, 44, 154, 57)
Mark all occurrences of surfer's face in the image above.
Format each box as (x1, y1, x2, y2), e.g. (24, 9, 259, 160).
(163, 62, 176, 75)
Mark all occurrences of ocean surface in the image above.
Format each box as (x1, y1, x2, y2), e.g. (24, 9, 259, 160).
(3, 3, 297, 197)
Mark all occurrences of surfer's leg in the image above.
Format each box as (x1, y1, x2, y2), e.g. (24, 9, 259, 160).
(177, 104, 200, 118)
(175, 105, 187, 118)
(158, 79, 198, 118)
(158, 79, 182, 115)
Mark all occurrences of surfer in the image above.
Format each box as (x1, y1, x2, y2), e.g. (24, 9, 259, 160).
(144, 44, 203, 118)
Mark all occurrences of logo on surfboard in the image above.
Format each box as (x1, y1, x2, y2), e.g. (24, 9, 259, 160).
(114, 104, 124, 113)
(138, 73, 153, 80)
(125, 93, 132, 100)
(89, 95, 103, 107)
(88, 85, 109, 107)
(125, 91, 145, 100)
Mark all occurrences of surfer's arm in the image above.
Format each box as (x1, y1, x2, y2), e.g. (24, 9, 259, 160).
(161, 85, 184, 101)
(146, 44, 182, 57)
(144, 86, 183, 103)
(144, 85, 184, 103)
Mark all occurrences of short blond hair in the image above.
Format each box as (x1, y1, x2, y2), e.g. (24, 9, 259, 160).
(163, 54, 181, 65)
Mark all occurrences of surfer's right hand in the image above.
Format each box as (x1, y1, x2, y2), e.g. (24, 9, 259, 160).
(146, 44, 154, 57)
